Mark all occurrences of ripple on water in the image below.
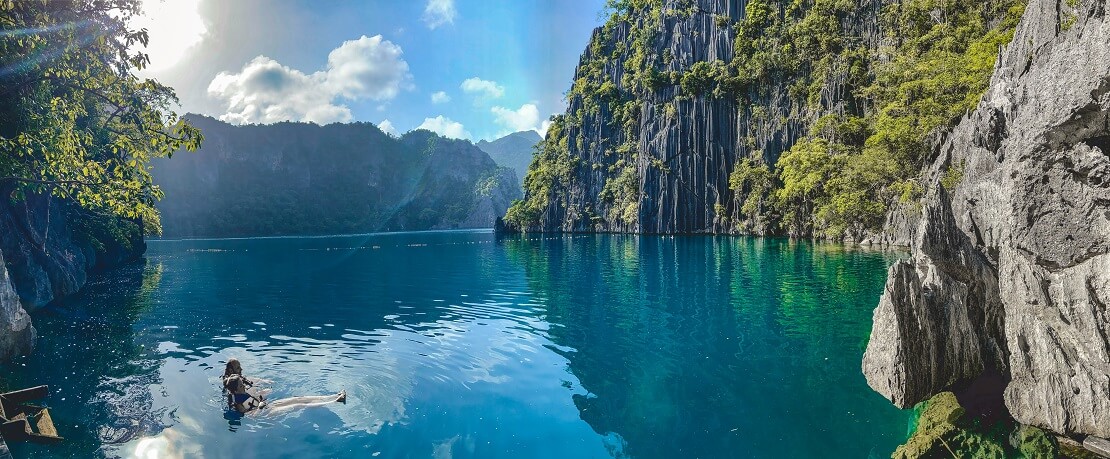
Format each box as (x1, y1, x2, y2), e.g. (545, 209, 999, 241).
(4, 231, 909, 459)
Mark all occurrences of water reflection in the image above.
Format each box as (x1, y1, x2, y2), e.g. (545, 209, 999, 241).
(503, 235, 907, 458)
(1, 261, 166, 457)
(1, 231, 908, 458)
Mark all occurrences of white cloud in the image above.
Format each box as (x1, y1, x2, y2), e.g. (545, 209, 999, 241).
(378, 120, 398, 136)
(460, 77, 504, 100)
(207, 56, 348, 124)
(492, 103, 551, 136)
(430, 91, 451, 104)
(324, 35, 412, 100)
(417, 115, 470, 140)
(207, 35, 412, 125)
(422, 0, 457, 29)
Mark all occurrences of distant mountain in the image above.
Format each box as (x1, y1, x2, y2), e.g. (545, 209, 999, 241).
(152, 114, 520, 238)
(476, 130, 541, 187)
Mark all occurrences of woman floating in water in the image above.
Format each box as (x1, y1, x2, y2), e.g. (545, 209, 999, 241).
(222, 358, 346, 414)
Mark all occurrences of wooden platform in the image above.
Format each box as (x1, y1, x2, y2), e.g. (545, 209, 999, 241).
(1085, 436, 1110, 458)
(0, 385, 62, 444)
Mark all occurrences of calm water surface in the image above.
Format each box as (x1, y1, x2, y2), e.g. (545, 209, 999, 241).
(2, 230, 911, 458)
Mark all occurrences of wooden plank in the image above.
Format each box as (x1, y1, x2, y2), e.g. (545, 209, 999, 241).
(1086, 436, 1110, 458)
(0, 386, 47, 404)
(9, 413, 29, 434)
(34, 408, 57, 437)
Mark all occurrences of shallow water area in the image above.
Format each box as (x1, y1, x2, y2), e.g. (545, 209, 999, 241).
(2, 230, 911, 458)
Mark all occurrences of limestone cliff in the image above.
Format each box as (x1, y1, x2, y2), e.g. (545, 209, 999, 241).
(0, 187, 145, 360)
(0, 248, 34, 361)
(863, 0, 1110, 439)
(506, 0, 887, 235)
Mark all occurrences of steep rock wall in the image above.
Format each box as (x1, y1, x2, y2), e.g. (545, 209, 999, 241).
(521, 0, 883, 235)
(0, 187, 144, 311)
(864, 0, 1110, 438)
(0, 187, 144, 360)
(0, 247, 34, 361)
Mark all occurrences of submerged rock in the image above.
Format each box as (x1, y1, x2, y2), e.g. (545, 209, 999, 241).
(892, 392, 1058, 459)
(866, 0, 1110, 440)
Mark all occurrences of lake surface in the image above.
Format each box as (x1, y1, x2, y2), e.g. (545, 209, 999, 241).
(2, 230, 911, 458)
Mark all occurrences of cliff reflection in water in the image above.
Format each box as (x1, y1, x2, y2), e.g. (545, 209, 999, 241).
(1, 261, 166, 457)
(503, 235, 908, 458)
(0, 231, 910, 458)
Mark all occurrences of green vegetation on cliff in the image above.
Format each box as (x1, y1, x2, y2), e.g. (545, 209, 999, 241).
(775, 0, 1025, 238)
(0, 0, 201, 235)
(506, 0, 1025, 238)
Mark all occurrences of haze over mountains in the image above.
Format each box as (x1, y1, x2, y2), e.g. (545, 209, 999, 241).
(152, 115, 522, 238)
(476, 130, 542, 187)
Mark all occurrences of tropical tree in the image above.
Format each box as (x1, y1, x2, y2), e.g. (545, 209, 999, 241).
(0, 0, 201, 235)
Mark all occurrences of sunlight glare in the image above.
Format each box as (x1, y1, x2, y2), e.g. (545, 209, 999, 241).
(132, 0, 207, 72)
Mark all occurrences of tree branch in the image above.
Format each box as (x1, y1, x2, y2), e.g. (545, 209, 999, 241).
(0, 176, 105, 188)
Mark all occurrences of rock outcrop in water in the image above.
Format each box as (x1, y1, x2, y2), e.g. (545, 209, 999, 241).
(153, 115, 520, 238)
(0, 248, 34, 361)
(0, 186, 145, 360)
(864, 0, 1110, 439)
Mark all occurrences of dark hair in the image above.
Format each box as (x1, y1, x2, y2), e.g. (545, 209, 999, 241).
(224, 358, 242, 378)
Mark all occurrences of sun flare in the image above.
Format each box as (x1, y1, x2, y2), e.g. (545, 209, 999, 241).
(132, 0, 207, 72)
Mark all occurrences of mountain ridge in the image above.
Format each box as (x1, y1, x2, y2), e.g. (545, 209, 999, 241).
(152, 114, 519, 238)
(476, 130, 542, 188)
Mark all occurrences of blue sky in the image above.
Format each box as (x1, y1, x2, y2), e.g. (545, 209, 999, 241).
(138, 0, 609, 140)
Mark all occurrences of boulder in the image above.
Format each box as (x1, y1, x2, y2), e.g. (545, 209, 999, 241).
(0, 248, 35, 361)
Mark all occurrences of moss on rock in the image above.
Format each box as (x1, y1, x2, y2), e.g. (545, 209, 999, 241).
(892, 392, 1061, 459)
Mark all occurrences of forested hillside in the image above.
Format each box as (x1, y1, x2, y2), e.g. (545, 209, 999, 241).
(153, 115, 519, 238)
(506, 0, 1024, 240)
(477, 130, 542, 188)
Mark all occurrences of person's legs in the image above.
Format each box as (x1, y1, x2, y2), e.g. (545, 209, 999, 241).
(264, 392, 345, 411)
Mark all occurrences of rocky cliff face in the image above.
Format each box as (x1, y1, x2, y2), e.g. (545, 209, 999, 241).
(0, 248, 34, 361)
(154, 115, 519, 238)
(864, 0, 1110, 439)
(512, 0, 884, 234)
(0, 187, 145, 360)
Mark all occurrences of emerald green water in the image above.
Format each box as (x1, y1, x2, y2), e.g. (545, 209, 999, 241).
(1, 230, 911, 458)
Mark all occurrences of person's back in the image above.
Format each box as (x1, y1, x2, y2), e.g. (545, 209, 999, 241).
(222, 358, 260, 412)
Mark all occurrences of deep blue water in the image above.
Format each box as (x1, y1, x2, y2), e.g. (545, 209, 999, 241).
(2, 230, 911, 458)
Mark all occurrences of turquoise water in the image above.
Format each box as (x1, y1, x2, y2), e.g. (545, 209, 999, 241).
(1, 230, 911, 458)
